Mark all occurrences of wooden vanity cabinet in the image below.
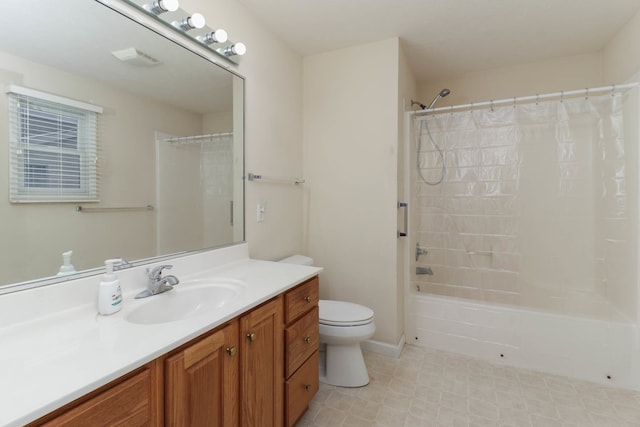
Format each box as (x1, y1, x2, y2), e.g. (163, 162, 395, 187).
(28, 275, 321, 427)
(165, 320, 239, 427)
(28, 360, 163, 427)
(283, 276, 320, 427)
(239, 296, 284, 427)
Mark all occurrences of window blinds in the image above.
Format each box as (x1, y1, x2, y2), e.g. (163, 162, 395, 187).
(6, 86, 101, 202)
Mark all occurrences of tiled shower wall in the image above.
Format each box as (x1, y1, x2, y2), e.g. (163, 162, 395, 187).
(412, 92, 638, 321)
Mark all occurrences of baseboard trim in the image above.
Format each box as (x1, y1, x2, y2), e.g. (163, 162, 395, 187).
(361, 334, 406, 358)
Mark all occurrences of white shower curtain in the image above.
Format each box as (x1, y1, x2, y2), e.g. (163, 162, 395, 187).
(413, 90, 638, 320)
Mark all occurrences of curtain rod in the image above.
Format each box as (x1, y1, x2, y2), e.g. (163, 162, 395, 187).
(163, 132, 233, 144)
(76, 205, 154, 213)
(411, 82, 639, 116)
(246, 173, 305, 185)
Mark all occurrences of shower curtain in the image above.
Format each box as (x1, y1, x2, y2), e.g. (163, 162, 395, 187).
(412, 90, 638, 321)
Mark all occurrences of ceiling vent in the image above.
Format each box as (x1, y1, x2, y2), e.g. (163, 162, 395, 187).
(111, 47, 161, 67)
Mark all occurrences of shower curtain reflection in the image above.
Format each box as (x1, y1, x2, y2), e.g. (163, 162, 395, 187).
(412, 90, 638, 322)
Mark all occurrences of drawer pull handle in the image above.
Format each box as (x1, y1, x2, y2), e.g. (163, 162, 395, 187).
(304, 336, 312, 344)
(304, 296, 311, 303)
(247, 333, 256, 342)
(304, 384, 312, 392)
(226, 346, 237, 356)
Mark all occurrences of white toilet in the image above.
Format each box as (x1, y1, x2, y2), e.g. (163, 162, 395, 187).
(279, 255, 376, 387)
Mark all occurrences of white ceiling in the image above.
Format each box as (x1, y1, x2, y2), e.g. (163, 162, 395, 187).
(237, 0, 640, 84)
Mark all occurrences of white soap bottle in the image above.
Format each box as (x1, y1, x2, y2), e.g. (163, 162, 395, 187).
(98, 259, 123, 315)
(56, 250, 76, 276)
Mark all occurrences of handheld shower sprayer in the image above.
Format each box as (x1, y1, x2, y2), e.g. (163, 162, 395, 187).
(415, 88, 452, 186)
(426, 88, 451, 110)
(411, 88, 450, 110)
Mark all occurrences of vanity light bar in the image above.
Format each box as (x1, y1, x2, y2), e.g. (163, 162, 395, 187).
(127, 0, 246, 64)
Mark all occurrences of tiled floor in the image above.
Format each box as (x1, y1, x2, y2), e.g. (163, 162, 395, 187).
(296, 345, 640, 426)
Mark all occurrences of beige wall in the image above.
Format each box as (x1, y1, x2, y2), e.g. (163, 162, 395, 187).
(183, 0, 305, 261)
(303, 38, 402, 345)
(418, 52, 604, 109)
(603, 9, 640, 83)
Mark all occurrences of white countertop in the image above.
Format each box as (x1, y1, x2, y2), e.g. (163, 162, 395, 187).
(0, 244, 321, 427)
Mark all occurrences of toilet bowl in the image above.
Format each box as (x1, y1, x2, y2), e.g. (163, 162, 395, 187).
(279, 255, 376, 387)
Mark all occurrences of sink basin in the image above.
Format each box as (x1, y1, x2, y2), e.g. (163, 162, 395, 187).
(126, 279, 246, 325)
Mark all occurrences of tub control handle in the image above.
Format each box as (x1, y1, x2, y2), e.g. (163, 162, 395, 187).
(398, 202, 408, 237)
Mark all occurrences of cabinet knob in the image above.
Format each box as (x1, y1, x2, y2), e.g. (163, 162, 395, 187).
(304, 384, 312, 392)
(304, 296, 311, 303)
(226, 346, 237, 356)
(304, 336, 312, 344)
(246, 332, 256, 342)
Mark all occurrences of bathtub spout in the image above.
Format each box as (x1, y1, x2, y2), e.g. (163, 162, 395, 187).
(416, 267, 433, 275)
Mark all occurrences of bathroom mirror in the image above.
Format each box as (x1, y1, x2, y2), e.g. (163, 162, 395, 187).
(0, 0, 244, 290)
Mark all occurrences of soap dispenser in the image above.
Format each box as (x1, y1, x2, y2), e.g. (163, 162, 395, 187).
(98, 259, 123, 315)
(56, 250, 76, 276)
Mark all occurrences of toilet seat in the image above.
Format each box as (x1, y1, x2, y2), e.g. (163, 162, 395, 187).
(319, 300, 374, 327)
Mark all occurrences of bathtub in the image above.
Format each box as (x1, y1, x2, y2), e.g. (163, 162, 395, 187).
(406, 292, 640, 390)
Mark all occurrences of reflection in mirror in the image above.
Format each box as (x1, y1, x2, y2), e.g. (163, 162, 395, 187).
(0, 0, 244, 290)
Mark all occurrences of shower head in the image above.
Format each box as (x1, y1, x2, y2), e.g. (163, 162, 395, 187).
(427, 88, 451, 109)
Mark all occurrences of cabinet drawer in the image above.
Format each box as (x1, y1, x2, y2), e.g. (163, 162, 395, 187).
(285, 351, 319, 427)
(284, 276, 319, 324)
(285, 306, 319, 378)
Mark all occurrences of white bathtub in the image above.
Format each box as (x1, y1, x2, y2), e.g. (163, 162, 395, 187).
(406, 292, 640, 390)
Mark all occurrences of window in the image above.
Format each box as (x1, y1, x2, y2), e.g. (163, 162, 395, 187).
(7, 85, 101, 202)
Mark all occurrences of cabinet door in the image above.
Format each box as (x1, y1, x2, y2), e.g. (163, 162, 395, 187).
(240, 297, 284, 427)
(34, 361, 162, 427)
(165, 321, 239, 427)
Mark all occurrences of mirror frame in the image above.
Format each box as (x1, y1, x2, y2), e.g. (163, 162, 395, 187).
(0, 0, 245, 295)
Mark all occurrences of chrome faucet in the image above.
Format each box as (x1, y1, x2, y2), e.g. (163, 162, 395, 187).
(135, 264, 180, 299)
(416, 243, 429, 261)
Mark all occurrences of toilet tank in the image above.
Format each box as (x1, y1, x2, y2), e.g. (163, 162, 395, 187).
(278, 255, 314, 266)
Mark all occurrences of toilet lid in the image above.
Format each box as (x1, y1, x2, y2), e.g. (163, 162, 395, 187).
(319, 300, 374, 326)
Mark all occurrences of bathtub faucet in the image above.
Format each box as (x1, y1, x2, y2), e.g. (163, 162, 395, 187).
(416, 243, 429, 261)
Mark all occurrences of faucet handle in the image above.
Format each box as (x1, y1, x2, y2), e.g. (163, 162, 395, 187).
(148, 264, 173, 279)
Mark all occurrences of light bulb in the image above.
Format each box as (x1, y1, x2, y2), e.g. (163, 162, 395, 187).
(198, 29, 228, 45)
(222, 42, 246, 57)
(173, 13, 206, 31)
(144, 0, 179, 14)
